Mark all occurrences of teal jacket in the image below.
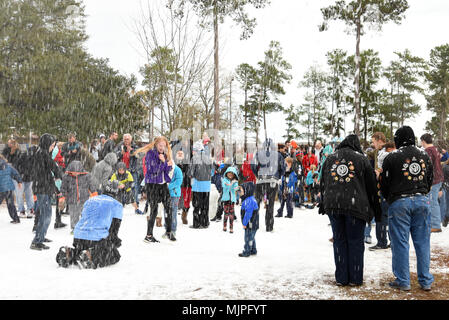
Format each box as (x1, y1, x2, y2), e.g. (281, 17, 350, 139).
(168, 165, 183, 198)
(221, 166, 239, 203)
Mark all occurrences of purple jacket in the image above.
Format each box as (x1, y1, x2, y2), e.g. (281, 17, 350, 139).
(145, 149, 172, 184)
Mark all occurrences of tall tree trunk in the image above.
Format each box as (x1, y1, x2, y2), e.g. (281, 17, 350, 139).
(441, 82, 448, 141)
(213, 5, 220, 131)
(263, 109, 267, 141)
(354, 16, 361, 136)
(244, 88, 248, 152)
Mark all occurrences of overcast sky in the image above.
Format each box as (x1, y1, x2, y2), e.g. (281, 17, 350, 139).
(83, 0, 449, 143)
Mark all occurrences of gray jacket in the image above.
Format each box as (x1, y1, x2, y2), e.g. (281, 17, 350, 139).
(188, 151, 213, 182)
(61, 161, 96, 204)
(91, 152, 117, 191)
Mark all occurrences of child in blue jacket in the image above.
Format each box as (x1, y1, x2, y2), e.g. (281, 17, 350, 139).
(221, 166, 239, 233)
(276, 157, 298, 218)
(168, 159, 183, 238)
(239, 182, 259, 257)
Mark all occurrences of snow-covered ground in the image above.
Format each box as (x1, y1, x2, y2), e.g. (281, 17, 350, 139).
(1, 199, 449, 300)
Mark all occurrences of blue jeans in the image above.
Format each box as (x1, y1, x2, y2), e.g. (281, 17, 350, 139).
(32, 194, 52, 244)
(375, 197, 389, 247)
(388, 195, 433, 288)
(364, 218, 375, 237)
(329, 213, 366, 285)
(277, 193, 293, 217)
(429, 183, 442, 229)
(170, 197, 180, 233)
(13, 181, 34, 213)
(242, 229, 257, 256)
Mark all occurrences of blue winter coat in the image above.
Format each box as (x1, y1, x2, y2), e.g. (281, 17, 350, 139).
(240, 182, 259, 230)
(168, 165, 183, 198)
(74, 195, 123, 242)
(221, 166, 239, 203)
(280, 170, 298, 194)
(0, 159, 22, 193)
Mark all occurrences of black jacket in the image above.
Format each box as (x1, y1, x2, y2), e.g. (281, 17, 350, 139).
(115, 141, 138, 173)
(99, 139, 116, 161)
(380, 126, 433, 204)
(17, 146, 38, 182)
(319, 134, 381, 223)
(32, 134, 62, 195)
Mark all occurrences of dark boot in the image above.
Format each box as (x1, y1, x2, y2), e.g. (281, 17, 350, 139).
(181, 209, 188, 225)
(54, 221, 67, 229)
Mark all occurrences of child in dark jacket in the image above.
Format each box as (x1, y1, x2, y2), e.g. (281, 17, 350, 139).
(239, 182, 259, 257)
(276, 157, 298, 218)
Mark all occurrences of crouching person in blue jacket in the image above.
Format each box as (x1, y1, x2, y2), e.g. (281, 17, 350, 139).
(238, 182, 259, 257)
(56, 180, 123, 269)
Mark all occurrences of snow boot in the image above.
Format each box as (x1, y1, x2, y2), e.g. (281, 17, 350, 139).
(30, 243, 49, 250)
(54, 221, 67, 229)
(163, 232, 176, 241)
(156, 217, 162, 227)
(78, 249, 96, 269)
(181, 209, 188, 225)
(56, 246, 74, 268)
(26, 209, 34, 219)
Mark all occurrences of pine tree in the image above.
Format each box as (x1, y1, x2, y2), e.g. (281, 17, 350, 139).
(319, 0, 409, 136)
(425, 44, 449, 142)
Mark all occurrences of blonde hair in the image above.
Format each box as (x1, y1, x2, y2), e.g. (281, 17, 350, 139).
(310, 164, 317, 171)
(285, 157, 294, 164)
(132, 136, 172, 161)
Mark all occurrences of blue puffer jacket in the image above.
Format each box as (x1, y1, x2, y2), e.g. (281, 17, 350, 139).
(0, 159, 22, 193)
(74, 195, 123, 242)
(240, 182, 259, 230)
(280, 170, 298, 194)
(168, 165, 183, 198)
(221, 166, 239, 203)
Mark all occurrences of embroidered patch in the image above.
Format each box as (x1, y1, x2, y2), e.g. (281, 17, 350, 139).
(330, 159, 355, 183)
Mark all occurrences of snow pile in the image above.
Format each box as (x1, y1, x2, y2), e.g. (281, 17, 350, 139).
(1, 201, 448, 300)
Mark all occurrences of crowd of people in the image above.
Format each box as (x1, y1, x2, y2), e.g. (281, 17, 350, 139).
(0, 127, 448, 291)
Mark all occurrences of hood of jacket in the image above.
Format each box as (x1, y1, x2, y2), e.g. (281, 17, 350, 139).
(241, 182, 255, 201)
(394, 126, 415, 148)
(103, 152, 118, 166)
(116, 162, 127, 172)
(38, 133, 56, 153)
(263, 138, 276, 152)
(66, 160, 86, 173)
(224, 166, 239, 180)
(336, 134, 363, 154)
